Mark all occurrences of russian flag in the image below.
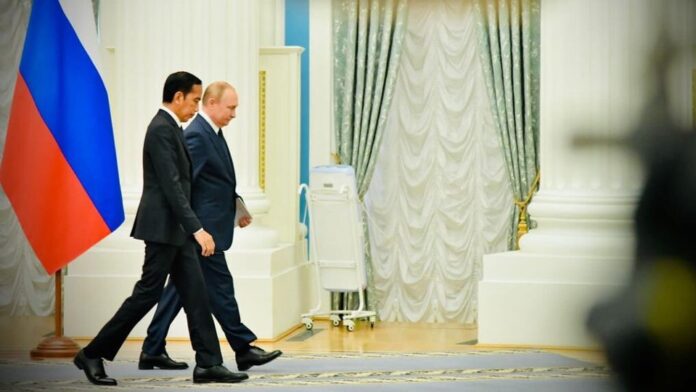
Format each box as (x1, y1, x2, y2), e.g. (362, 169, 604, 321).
(0, 0, 124, 275)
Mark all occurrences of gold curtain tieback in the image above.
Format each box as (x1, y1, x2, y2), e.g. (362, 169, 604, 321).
(514, 170, 540, 249)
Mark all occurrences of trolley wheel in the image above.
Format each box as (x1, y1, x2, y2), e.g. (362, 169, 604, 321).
(346, 324, 355, 332)
(301, 317, 314, 330)
(330, 315, 341, 327)
(369, 316, 376, 329)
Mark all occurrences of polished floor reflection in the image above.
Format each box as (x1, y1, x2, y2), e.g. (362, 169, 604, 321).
(0, 316, 603, 367)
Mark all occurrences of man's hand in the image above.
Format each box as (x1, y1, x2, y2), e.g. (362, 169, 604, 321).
(194, 229, 215, 256)
(238, 216, 252, 228)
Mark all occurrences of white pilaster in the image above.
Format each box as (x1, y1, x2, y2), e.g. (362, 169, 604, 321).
(259, 0, 285, 47)
(308, 0, 336, 315)
(478, 0, 668, 347)
(224, 0, 279, 251)
(309, 0, 334, 167)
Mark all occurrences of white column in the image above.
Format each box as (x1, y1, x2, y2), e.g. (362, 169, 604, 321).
(224, 0, 280, 250)
(259, 0, 285, 47)
(478, 0, 676, 347)
(309, 0, 334, 167)
(308, 0, 334, 314)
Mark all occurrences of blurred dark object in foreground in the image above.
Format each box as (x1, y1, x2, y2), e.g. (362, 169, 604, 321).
(587, 116, 696, 391)
(586, 5, 696, 388)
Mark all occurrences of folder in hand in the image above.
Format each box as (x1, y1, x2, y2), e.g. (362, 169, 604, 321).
(234, 198, 252, 227)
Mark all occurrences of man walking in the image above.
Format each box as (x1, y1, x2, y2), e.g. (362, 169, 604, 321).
(74, 72, 248, 386)
(139, 81, 282, 372)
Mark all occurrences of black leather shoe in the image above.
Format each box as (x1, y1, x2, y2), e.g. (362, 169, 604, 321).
(73, 349, 117, 386)
(138, 351, 189, 370)
(236, 346, 283, 371)
(193, 365, 248, 383)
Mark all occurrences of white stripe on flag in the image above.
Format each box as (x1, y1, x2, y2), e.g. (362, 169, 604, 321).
(58, 0, 103, 78)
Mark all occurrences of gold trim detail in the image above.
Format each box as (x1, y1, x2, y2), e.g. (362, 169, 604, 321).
(259, 70, 267, 191)
(514, 171, 540, 249)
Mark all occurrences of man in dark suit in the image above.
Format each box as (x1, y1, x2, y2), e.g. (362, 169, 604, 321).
(139, 81, 282, 372)
(74, 72, 248, 386)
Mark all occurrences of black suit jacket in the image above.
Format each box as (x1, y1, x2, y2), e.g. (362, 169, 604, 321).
(185, 114, 239, 251)
(131, 109, 202, 246)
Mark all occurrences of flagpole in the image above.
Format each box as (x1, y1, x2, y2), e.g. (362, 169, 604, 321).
(30, 269, 80, 359)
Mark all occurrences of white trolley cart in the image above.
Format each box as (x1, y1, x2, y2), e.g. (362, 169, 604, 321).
(299, 165, 377, 332)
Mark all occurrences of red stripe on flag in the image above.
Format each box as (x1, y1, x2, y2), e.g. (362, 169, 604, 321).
(0, 75, 111, 274)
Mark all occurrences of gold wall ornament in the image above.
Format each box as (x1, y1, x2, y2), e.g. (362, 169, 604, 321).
(514, 171, 541, 249)
(259, 70, 267, 191)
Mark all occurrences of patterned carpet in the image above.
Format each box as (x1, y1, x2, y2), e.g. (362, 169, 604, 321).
(0, 351, 615, 391)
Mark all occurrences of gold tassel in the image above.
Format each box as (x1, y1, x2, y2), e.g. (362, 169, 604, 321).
(514, 171, 540, 249)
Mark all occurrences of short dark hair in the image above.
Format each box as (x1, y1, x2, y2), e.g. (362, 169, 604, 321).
(162, 71, 202, 103)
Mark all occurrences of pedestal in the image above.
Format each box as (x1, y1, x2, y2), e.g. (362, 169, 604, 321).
(476, 0, 661, 347)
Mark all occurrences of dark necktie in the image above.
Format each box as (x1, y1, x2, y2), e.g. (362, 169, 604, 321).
(180, 126, 187, 140)
(217, 129, 235, 176)
(176, 125, 191, 163)
(177, 125, 184, 142)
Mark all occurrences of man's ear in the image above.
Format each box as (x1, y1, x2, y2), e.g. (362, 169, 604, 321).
(173, 91, 184, 103)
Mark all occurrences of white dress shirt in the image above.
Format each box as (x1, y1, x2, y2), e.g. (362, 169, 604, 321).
(197, 111, 222, 135)
(160, 105, 182, 128)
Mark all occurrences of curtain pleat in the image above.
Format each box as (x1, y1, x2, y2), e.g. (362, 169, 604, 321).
(363, 0, 512, 323)
(475, 0, 540, 248)
(0, 0, 55, 316)
(332, 0, 409, 313)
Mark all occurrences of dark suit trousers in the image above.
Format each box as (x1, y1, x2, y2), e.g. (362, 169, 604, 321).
(83, 241, 222, 367)
(142, 250, 257, 355)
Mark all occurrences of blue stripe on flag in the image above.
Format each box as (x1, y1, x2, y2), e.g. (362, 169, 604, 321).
(19, 0, 124, 231)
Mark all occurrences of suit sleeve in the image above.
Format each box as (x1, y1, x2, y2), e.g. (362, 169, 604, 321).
(184, 129, 208, 181)
(145, 125, 202, 234)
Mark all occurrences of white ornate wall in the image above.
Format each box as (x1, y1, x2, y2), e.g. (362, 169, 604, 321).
(64, 0, 309, 340)
(478, 0, 695, 347)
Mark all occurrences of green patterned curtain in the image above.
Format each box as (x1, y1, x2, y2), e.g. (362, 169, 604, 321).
(475, 0, 541, 249)
(332, 0, 408, 313)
